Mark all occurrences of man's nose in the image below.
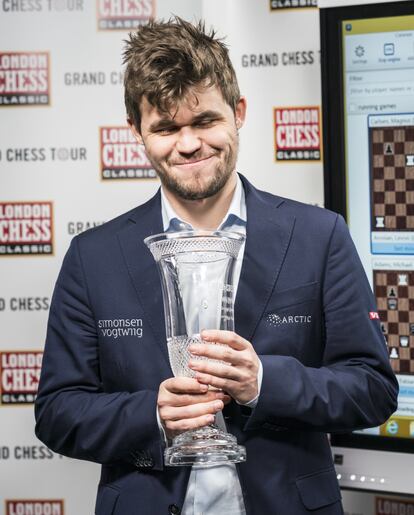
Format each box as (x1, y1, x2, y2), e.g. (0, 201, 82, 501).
(175, 127, 202, 154)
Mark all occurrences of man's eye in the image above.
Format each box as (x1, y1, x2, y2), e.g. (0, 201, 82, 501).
(156, 127, 177, 134)
(195, 119, 215, 127)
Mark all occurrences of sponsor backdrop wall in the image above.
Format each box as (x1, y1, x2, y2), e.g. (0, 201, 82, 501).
(0, 1, 405, 514)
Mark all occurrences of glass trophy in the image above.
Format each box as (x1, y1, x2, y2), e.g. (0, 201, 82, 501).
(144, 230, 247, 466)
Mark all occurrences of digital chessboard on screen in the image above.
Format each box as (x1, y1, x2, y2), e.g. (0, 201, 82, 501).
(370, 125, 414, 233)
(374, 270, 414, 374)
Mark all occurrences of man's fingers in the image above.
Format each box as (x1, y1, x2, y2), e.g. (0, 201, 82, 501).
(160, 399, 224, 422)
(162, 377, 208, 394)
(188, 359, 241, 382)
(200, 330, 248, 350)
(194, 372, 236, 392)
(164, 413, 216, 433)
(189, 343, 236, 363)
(161, 390, 229, 408)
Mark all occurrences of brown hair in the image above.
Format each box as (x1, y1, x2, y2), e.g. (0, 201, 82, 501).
(123, 17, 240, 130)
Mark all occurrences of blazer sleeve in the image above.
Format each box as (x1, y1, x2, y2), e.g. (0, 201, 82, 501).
(245, 214, 399, 432)
(34, 236, 164, 470)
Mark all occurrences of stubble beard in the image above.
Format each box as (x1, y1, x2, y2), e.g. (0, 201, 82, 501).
(151, 139, 239, 201)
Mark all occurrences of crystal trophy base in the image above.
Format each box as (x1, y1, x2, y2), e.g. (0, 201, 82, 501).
(165, 425, 246, 466)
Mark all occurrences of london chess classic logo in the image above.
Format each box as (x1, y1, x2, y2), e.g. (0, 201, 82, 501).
(100, 127, 156, 180)
(0, 351, 43, 405)
(375, 497, 414, 515)
(0, 202, 53, 256)
(0, 52, 50, 106)
(270, 0, 317, 9)
(97, 0, 155, 30)
(6, 500, 64, 515)
(274, 106, 322, 162)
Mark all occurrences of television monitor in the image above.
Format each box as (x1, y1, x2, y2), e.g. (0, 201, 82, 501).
(320, 0, 414, 495)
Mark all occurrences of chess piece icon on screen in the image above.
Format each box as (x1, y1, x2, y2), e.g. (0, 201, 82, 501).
(390, 348, 399, 359)
(398, 274, 408, 286)
(388, 298, 397, 310)
(399, 336, 409, 347)
(387, 287, 397, 298)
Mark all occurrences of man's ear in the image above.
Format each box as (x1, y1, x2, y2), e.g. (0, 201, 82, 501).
(235, 96, 247, 129)
(127, 118, 143, 145)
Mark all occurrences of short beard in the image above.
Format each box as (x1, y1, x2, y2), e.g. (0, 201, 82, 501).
(151, 140, 238, 201)
(159, 166, 233, 201)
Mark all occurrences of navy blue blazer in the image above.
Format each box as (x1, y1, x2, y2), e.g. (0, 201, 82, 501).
(35, 175, 398, 515)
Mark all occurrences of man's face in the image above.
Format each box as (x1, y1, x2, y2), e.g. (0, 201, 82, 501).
(132, 85, 246, 201)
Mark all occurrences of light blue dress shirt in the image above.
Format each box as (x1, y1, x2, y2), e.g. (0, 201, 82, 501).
(159, 175, 262, 515)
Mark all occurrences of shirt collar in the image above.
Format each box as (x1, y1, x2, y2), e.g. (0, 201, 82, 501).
(161, 174, 246, 232)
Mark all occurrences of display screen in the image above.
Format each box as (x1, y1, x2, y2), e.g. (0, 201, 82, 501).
(342, 14, 414, 442)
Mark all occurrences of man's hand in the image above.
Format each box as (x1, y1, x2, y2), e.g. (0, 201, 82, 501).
(188, 330, 260, 405)
(157, 377, 230, 440)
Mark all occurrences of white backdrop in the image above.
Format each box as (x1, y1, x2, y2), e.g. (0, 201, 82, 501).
(1, 1, 404, 514)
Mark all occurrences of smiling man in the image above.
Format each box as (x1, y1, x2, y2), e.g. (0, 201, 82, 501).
(35, 17, 398, 515)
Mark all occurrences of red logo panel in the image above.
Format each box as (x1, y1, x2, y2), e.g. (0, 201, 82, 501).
(100, 127, 156, 180)
(6, 500, 64, 515)
(274, 106, 322, 162)
(0, 351, 43, 405)
(270, 0, 317, 9)
(375, 497, 414, 515)
(0, 52, 50, 106)
(97, 0, 155, 30)
(0, 202, 53, 256)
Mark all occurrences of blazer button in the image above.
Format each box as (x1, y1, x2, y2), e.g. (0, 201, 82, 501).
(168, 504, 181, 514)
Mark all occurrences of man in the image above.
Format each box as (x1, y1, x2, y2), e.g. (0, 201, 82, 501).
(35, 18, 398, 515)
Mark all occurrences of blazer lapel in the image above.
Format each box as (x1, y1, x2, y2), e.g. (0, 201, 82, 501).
(235, 176, 296, 343)
(117, 191, 170, 365)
